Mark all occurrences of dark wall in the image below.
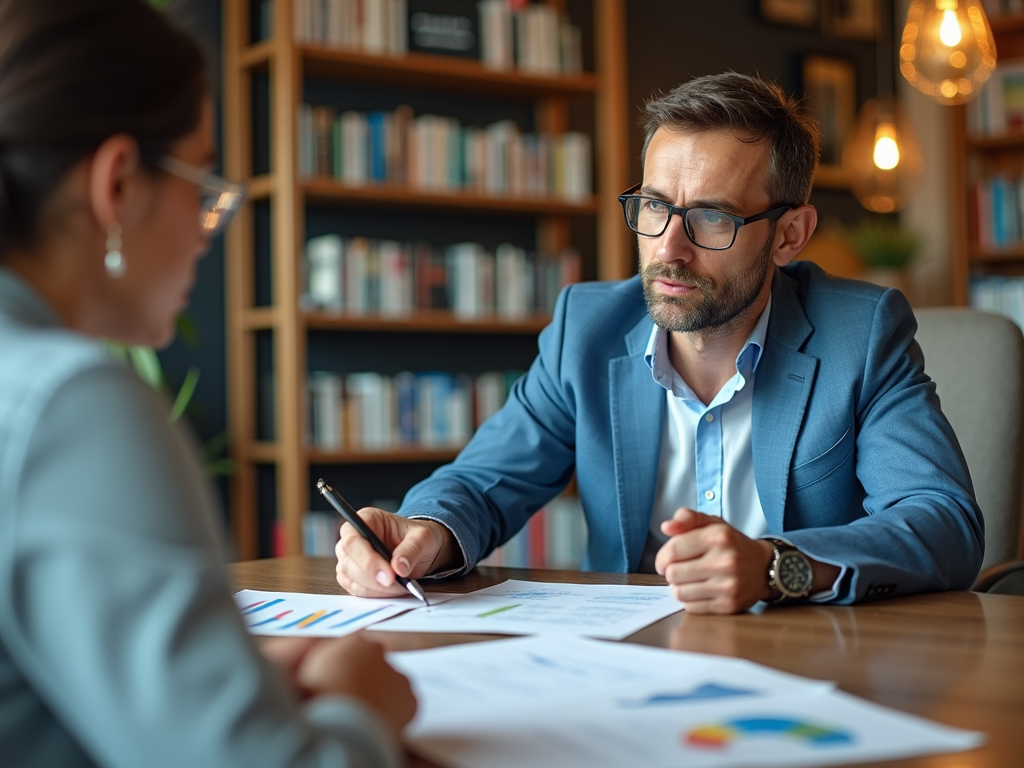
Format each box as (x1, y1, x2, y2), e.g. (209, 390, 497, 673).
(159, 0, 885, 519)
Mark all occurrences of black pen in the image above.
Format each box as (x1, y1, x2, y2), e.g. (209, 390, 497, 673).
(316, 479, 430, 606)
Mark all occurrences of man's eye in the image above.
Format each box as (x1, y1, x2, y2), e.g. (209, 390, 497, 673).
(642, 199, 668, 214)
(695, 210, 731, 227)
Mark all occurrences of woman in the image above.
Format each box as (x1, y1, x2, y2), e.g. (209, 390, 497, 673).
(0, 1, 415, 766)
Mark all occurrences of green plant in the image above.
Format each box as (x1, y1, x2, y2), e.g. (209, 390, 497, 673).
(843, 221, 922, 270)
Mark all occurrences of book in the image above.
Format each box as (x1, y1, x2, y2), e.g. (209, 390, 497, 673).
(305, 234, 345, 311)
(407, 0, 480, 59)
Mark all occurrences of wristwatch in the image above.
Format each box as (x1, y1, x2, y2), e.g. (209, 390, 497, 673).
(766, 538, 813, 603)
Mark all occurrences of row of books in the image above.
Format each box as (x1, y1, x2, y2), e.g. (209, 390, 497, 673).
(971, 176, 1024, 249)
(294, 0, 408, 55)
(307, 369, 523, 449)
(301, 494, 587, 566)
(478, 496, 586, 569)
(298, 103, 593, 201)
(970, 275, 1024, 332)
(288, 0, 583, 76)
(966, 58, 1024, 138)
(302, 234, 580, 319)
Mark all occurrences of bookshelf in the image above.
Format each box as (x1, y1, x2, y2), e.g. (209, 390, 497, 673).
(951, 12, 1024, 306)
(222, 0, 631, 558)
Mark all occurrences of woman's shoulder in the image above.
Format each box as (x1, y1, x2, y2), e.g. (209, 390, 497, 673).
(0, 322, 128, 406)
(0, 322, 156, 458)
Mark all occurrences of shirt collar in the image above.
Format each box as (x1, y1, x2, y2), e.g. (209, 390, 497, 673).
(0, 265, 63, 328)
(644, 294, 773, 394)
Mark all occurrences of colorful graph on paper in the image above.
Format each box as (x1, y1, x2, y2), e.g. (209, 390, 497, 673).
(233, 589, 414, 637)
(685, 716, 855, 750)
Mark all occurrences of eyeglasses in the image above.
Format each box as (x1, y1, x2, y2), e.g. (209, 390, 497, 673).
(618, 184, 791, 250)
(155, 155, 247, 236)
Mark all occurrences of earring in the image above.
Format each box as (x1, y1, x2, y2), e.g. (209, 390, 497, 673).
(105, 224, 126, 279)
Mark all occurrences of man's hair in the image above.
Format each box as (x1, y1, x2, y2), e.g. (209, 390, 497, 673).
(641, 72, 820, 207)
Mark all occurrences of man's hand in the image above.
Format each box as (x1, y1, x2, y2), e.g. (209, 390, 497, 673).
(654, 508, 775, 614)
(335, 507, 458, 597)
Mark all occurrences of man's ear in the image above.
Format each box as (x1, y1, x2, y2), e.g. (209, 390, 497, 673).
(87, 134, 143, 233)
(771, 204, 818, 267)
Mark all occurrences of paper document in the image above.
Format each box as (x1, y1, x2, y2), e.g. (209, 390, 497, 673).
(233, 589, 416, 636)
(389, 635, 985, 768)
(372, 579, 685, 639)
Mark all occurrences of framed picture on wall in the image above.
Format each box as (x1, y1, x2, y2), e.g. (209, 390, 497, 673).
(759, 0, 818, 28)
(824, 0, 879, 40)
(802, 55, 857, 187)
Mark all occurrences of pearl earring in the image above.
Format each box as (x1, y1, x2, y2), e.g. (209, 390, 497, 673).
(105, 224, 126, 279)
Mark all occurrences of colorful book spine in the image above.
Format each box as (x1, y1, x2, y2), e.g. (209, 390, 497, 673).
(298, 103, 593, 201)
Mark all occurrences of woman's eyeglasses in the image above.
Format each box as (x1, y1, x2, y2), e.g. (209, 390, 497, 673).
(155, 155, 247, 236)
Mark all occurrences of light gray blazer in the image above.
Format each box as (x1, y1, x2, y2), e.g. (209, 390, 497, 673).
(402, 262, 984, 602)
(0, 267, 400, 768)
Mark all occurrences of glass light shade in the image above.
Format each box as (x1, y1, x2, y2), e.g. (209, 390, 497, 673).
(843, 98, 924, 213)
(900, 0, 997, 105)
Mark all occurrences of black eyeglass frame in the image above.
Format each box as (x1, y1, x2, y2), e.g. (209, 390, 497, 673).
(617, 183, 793, 251)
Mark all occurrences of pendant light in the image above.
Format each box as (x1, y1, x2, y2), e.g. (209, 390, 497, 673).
(844, 0, 924, 212)
(899, 0, 997, 105)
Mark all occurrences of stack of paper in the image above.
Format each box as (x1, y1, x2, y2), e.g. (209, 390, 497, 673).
(389, 635, 985, 768)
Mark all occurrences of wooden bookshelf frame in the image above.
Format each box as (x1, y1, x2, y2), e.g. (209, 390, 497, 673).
(222, 0, 631, 558)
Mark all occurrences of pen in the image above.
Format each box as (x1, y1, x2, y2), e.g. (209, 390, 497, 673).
(316, 478, 430, 607)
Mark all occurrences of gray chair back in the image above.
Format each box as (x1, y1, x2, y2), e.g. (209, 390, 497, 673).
(914, 308, 1024, 573)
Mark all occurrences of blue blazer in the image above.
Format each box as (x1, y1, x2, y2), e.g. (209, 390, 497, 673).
(402, 262, 984, 603)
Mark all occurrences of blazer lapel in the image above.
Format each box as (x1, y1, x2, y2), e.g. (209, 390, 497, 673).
(609, 314, 664, 571)
(753, 269, 818, 533)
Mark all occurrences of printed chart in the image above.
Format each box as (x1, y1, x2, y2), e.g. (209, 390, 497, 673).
(233, 589, 412, 637)
(372, 579, 685, 639)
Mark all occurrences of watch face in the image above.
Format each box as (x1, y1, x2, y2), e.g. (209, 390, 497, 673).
(778, 551, 813, 596)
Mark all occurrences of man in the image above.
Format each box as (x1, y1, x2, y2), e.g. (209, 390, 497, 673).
(335, 72, 983, 614)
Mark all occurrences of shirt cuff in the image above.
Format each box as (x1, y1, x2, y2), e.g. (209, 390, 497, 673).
(406, 515, 470, 579)
(808, 565, 850, 603)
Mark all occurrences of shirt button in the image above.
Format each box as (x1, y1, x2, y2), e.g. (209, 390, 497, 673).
(705, 413, 714, 422)
(704, 490, 715, 500)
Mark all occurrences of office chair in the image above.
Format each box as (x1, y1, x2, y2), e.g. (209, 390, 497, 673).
(914, 307, 1024, 595)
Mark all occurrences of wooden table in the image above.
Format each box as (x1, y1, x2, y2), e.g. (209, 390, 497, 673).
(229, 556, 1024, 768)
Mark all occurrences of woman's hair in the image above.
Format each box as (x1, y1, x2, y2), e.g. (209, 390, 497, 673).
(641, 72, 820, 207)
(0, 0, 208, 256)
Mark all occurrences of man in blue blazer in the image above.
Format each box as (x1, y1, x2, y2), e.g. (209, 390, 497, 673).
(336, 73, 983, 613)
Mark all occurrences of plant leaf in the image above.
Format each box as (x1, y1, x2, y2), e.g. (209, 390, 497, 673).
(202, 430, 230, 460)
(204, 458, 237, 478)
(176, 312, 200, 348)
(127, 346, 164, 389)
(169, 367, 200, 422)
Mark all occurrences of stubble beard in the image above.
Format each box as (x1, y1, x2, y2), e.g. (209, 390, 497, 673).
(640, 228, 775, 334)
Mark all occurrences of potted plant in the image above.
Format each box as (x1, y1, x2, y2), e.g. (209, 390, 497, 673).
(843, 220, 921, 300)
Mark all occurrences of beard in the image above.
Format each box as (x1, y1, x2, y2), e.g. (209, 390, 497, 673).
(640, 226, 775, 334)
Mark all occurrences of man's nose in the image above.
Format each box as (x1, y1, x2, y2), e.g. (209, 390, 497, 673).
(654, 213, 696, 264)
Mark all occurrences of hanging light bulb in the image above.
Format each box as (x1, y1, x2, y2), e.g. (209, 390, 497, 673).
(873, 122, 901, 170)
(900, 0, 997, 105)
(845, 99, 924, 213)
(842, 0, 924, 213)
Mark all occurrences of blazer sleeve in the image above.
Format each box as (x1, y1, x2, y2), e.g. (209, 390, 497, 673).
(400, 284, 579, 572)
(780, 287, 985, 603)
(0, 362, 401, 768)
